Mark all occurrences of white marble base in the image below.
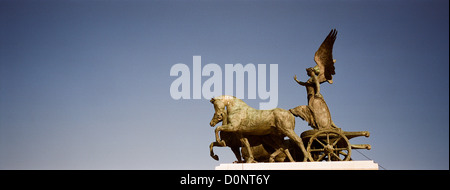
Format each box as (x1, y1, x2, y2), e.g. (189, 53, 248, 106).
(215, 160, 379, 170)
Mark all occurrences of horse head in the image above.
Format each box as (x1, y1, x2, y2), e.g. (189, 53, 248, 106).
(210, 97, 226, 127)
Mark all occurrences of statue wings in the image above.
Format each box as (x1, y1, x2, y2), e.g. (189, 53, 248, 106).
(314, 29, 337, 84)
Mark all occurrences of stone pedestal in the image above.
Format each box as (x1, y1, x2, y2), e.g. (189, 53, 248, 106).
(215, 160, 379, 170)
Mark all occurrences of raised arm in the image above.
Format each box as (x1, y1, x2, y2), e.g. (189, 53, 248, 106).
(293, 75, 307, 86)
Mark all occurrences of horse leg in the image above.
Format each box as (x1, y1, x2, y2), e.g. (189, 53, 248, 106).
(267, 146, 294, 162)
(265, 135, 295, 162)
(283, 131, 310, 161)
(215, 123, 241, 146)
(269, 148, 283, 162)
(230, 146, 243, 163)
(214, 126, 226, 146)
(274, 111, 311, 162)
(238, 134, 255, 163)
(209, 141, 225, 161)
(284, 149, 295, 162)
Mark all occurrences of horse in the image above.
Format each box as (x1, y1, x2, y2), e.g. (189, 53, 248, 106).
(209, 110, 293, 163)
(209, 95, 311, 162)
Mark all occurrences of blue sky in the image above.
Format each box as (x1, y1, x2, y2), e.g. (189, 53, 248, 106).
(0, 0, 448, 169)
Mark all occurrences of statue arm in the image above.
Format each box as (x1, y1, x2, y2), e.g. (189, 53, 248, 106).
(293, 75, 307, 86)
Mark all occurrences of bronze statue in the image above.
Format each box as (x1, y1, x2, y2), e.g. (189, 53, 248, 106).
(208, 29, 372, 163)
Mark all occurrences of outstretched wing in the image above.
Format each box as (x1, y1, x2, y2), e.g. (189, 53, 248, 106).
(314, 29, 337, 84)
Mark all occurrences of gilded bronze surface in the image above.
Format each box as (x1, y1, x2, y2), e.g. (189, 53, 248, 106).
(208, 29, 371, 163)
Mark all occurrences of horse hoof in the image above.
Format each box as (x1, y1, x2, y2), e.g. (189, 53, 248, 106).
(213, 155, 219, 161)
(246, 158, 257, 163)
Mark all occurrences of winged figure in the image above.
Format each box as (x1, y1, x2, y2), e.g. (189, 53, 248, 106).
(290, 29, 339, 130)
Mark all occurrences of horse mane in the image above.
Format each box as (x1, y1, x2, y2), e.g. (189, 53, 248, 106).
(211, 95, 248, 108)
(212, 95, 235, 100)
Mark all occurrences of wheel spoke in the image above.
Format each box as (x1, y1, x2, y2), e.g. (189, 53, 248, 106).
(326, 133, 330, 144)
(338, 151, 348, 156)
(317, 153, 326, 161)
(332, 136, 342, 146)
(331, 152, 342, 161)
(310, 148, 325, 152)
(327, 153, 331, 161)
(314, 138, 326, 147)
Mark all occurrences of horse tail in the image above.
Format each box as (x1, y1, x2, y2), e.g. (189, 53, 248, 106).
(289, 105, 317, 129)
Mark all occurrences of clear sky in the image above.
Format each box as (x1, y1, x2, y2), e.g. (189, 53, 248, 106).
(0, 0, 448, 170)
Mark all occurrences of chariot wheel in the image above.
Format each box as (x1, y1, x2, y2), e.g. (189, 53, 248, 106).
(306, 129, 351, 162)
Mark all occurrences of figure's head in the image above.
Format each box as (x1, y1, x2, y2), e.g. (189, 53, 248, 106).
(209, 98, 225, 127)
(306, 65, 320, 77)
